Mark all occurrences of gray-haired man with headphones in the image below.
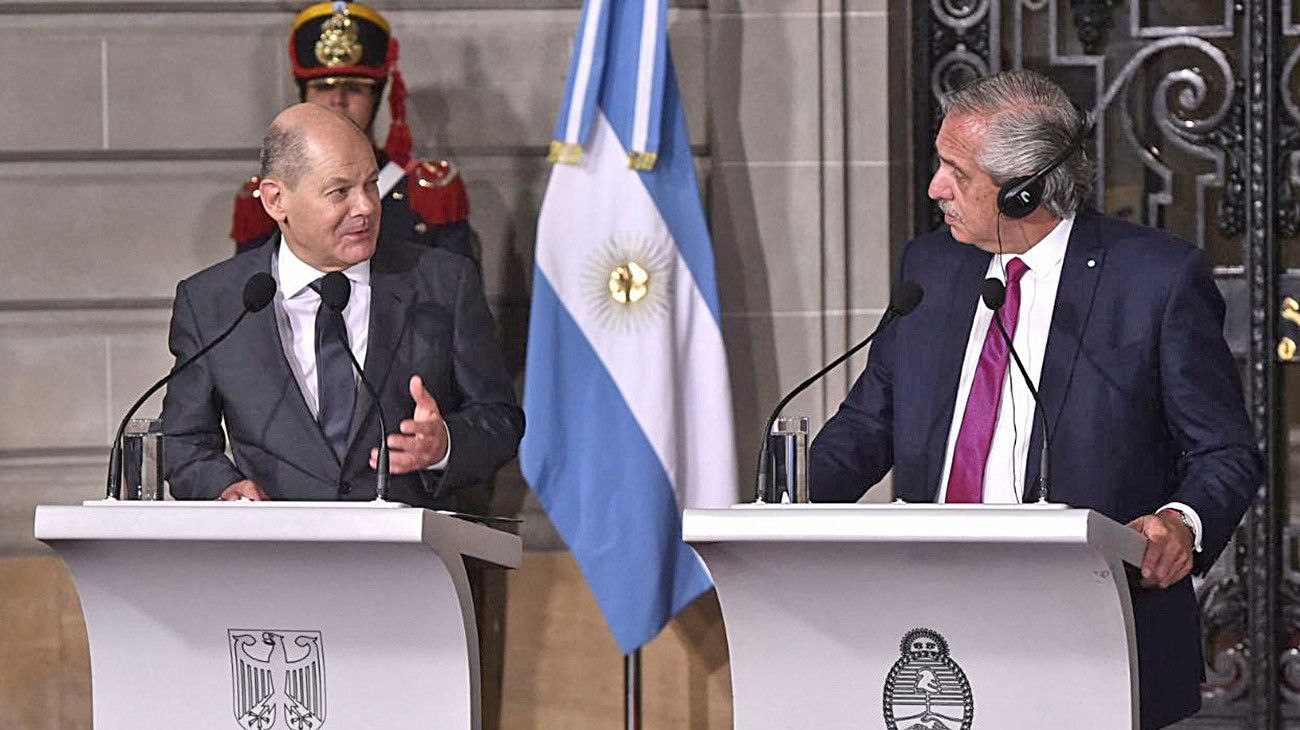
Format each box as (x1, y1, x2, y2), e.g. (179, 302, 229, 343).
(809, 69, 1259, 729)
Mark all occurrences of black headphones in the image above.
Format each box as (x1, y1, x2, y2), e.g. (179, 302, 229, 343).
(996, 115, 1094, 219)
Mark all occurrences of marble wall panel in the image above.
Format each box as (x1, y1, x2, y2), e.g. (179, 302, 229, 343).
(845, 10, 892, 164)
(1, 8, 705, 155)
(711, 164, 824, 316)
(846, 162, 895, 312)
(0, 160, 241, 302)
(0, 456, 104, 556)
(382, 8, 707, 153)
(709, 13, 821, 164)
(104, 15, 290, 150)
(0, 35, 104, 151)
(0, 332, 108, 452)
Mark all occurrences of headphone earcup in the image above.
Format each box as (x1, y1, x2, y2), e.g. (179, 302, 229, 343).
(998, 176, 1043, 219)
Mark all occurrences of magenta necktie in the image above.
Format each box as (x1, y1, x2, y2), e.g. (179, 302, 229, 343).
(946, 257, 1030, 503)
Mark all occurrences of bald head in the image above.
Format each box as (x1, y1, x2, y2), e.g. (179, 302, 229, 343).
(259, 103, 372, 189)
(255, 102, 381, 270)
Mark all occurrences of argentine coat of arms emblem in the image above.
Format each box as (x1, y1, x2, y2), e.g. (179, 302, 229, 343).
(882, 628, 973, 730)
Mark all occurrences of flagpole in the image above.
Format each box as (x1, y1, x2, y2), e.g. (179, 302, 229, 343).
(624, 649, 642, 729)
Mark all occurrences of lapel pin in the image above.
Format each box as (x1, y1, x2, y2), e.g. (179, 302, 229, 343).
(1086, 258, 1096, 268)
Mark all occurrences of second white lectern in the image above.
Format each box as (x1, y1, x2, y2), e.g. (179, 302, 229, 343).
(35, 501, 521, 730)
(684, 504, 1147, 729)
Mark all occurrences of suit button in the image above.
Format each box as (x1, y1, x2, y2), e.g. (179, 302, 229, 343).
(339, 483, 352, 495)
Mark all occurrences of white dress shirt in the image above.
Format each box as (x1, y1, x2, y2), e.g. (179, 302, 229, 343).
(933, 216, 1202, 547)
(273, 242, 371, 418)
(271, 242, 452, 471)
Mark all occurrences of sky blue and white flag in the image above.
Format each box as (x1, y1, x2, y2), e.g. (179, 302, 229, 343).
(521, 0, 737, 654)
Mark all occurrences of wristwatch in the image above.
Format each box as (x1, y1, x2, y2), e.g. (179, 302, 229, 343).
(1164, 508, 1195, 540)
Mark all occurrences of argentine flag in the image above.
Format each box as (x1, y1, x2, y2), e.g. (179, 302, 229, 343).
(521, 0, 738, 653)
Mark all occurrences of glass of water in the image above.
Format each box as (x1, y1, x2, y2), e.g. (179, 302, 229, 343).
(764, 416, 809, 503)
(122, 418, 165, 500)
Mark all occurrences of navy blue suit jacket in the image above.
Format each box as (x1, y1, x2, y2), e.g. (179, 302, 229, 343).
(809, 211, 1260, 728)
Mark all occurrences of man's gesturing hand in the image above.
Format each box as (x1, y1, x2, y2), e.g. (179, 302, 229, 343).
(371, 374, 450, 474)
(1128, 510, 1195, 589)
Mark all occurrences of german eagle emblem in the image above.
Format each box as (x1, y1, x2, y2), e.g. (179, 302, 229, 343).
(229, 630, 327, 729)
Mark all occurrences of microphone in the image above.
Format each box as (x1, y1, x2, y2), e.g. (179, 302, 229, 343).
(318, 271, 390, 502)
(980, 277, 1052, 504)
(106, 272, 276, 499)
(754, 282, 924, 501)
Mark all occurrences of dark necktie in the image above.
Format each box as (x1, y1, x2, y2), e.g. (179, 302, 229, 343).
(946, 257, 1030, 503)
(308, 277, 356, 461)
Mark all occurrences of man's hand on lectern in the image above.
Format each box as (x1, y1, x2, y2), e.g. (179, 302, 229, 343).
(220, 479, 268, 501)
(1127, 511, 1194, 589)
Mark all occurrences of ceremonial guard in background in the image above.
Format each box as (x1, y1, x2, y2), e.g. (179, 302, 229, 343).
(230, 1, 479, 261)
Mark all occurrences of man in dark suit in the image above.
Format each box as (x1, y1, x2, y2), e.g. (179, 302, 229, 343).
(809, 70, 1260, 729)
(163, 102, 522, 507)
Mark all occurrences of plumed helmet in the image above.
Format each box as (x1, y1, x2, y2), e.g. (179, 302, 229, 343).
(288, 1, 413, 162)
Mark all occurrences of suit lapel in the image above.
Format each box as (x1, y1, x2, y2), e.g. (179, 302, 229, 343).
(921, 242, 992, 500)
(345, 269, 413, 451)
(1023, 211, 1105, 498)
(247, 238, 342, 477)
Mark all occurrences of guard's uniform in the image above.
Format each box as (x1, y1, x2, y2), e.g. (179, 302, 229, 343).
(229, 0, 479, 261)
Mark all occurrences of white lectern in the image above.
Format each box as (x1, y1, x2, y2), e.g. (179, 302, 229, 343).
(35, 501, 521, 730)
(683, 504, 1147, 729)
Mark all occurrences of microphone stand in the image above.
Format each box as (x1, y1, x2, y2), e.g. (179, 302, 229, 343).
(754, 310, 899, 502)
(332, 325, 391, 502)
(317, 272, 390, 502)
(989, 312, 1052, 504)
(106, 308, 254, 499)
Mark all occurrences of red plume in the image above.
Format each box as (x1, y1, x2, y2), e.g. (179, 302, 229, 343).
(384, 37, 414, 165)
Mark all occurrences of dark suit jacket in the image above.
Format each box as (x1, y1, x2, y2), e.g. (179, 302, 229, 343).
(809, 210, 1260, 729)
(161, 237, 523, 509)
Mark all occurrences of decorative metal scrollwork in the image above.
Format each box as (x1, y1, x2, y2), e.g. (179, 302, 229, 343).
(1275, 44, 1300, 237)
(1200, 535, 1250, 707)
(922, 0, 996, 229)
(1196, 545, 1248, 701)
(1069, 0, 1121, 55)
(1095, 36, 1236, 245)
(931, 0, 989, 33)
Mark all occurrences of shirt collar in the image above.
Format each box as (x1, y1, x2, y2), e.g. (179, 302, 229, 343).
(275, 237, 372, 299)
(993, 214, 1073, 278)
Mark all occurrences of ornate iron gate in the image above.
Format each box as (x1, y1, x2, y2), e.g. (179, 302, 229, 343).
(910, 1, 1295, 726)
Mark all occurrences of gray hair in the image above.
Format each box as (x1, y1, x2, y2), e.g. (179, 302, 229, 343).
(258, 122, 310, 189)
(939, 69, 1093, 217)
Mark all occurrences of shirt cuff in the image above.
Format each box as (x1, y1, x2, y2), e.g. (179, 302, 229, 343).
(424, 422, 451, 472)
(1159, 502, 1203, 553)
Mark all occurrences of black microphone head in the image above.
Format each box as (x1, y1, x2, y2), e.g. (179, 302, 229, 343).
(319, 271, 351, 312)
(981, 277, 1006, 311)
(243, 272, 277, 312)
(889, 281, 924, 316)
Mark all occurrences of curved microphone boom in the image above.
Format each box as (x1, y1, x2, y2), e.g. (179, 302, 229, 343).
(754, 282, 924, 501)
(980, 277, 1053, 503)
(106, 272, 276, 499)
(318, 271, 390, 502)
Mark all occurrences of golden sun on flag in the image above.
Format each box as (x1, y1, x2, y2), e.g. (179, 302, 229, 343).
(586, 233, 673, 333)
